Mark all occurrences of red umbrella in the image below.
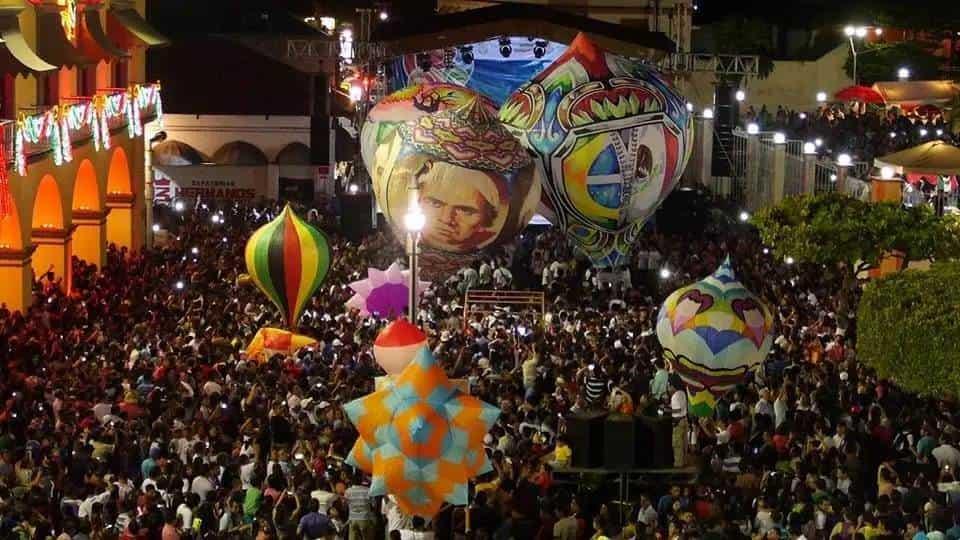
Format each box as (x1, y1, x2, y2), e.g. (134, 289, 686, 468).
(834, 85, 886, 104)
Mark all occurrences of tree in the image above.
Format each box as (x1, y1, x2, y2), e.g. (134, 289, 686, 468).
(858, 262, 960, 397)
(844, 42, 943, 86)
(708, 16, 776, 79)
(752, 193, 959, 324)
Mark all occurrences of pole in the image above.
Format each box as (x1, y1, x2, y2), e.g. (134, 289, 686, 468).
(849, 37, 858, 85)
(408, 231, 418, 322)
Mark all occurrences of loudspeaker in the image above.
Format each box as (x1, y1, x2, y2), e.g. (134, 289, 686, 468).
(340, 194, 373, 241)
(637, 415, 673, 469)
(566, 411, 606, 468)
(604, 414, 638, 469)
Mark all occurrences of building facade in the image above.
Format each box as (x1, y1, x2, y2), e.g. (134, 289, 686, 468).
(0, 0, 166, 312)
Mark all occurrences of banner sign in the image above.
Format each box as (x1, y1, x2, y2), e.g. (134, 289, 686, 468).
(154, 165, 269, 203)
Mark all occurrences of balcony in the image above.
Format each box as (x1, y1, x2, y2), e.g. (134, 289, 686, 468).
(12, 82, 161, 175)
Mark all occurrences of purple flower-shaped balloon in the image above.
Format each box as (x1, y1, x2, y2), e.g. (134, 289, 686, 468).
(346, 262, 431, 319)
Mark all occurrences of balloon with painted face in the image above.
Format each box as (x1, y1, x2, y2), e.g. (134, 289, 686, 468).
(362, 84, 541, 274)
(500, 33, 693, 267)
(655, 257, 774, 417)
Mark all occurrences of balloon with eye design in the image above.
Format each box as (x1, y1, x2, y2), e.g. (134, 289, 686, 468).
(500, 33, 693, 267)
(655, 257, 774, 417)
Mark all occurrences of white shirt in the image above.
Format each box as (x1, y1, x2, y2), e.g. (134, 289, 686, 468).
(400, 531, 435, 540)
(754, 399, 774, 419)
(177, 503, 193, 531)
(78, 490, 111, 518)
(191, 475, 215, 502)
(637, 504, 657, 525)
(670, 390, 687, 419)
(933, 444, 960, 470)
(382, 496, 412, 533)
(240, 462, 256, 489)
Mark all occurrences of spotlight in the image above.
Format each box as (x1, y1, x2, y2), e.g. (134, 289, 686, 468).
(814, 138, 823, 147)
(152, 224, 160, 232)
(659, 268, 671, 279)
(920, 128, 928, 137)
(762, 248, 770, 255)
(459, 45, 474, 65)
(686, 102, 694, 112)
(499, 37, 512, 58)
(890, 132, 897, 138)
(175, 281, 185, 290)
(735, 89, 746, 102)
(211, 214, 221, 224)
(785, 256, 795, 265)
(533, 39, 547, 59)
(174, 201, 185, 212)
(739, 211, 750, 222)
(937, 129, 944, 136)
(191, 247, 199, 255)
(379, 10, 388, 21)
(349, 183, 359, 194)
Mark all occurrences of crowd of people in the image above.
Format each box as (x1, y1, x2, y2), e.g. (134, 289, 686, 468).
(2, 201, 960, 540)
(742, 103, 956, 165)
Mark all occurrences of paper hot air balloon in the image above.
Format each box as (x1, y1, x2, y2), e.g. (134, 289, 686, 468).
(500, 33, 693, 267)
(362, 83, 541, 274)
(345, 262, 430, 319)
(373, 318, 428, 375)
(655, 257, 774, 417)
(245, 205, 332, 328)
(343, 347, 500, 518)
(245, 327, 318, 363)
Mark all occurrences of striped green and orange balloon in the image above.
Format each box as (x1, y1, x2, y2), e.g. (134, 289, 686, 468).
(244, 205, 332, 328)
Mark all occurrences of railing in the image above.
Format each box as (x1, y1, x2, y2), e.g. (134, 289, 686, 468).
(813, 160, 837, 194)
(784, 140, 804, 197)
(12, 82, 162, 175)
(657, 53, 761, 76)
(718, 126, 881, 210)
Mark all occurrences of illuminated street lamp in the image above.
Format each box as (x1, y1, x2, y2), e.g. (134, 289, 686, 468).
(403, 188, 426, 322)
(898, 67, 911, 80)
(735, 89, 746, 102)
(816, 91, 827, 103)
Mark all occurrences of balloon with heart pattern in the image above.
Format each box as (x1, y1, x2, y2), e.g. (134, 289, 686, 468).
(655, 256, 774, 417)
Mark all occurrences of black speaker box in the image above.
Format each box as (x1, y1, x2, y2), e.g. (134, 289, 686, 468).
(340, 194, 372, 241)
(637, 415, 674, 469)
(604, 414, 638, 469)
(566, 411, 606, 468)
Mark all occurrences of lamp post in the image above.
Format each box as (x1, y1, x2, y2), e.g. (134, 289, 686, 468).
(403, 183, 425, 322)
(844, 25, 868, 85)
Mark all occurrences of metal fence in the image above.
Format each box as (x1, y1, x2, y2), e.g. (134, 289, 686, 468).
(751, 138, 776, 210)
(814, 160, 837, 194)
(726, 128, 748, 202)
(785, 140, 804, 197)
(704, 121, 899, 212)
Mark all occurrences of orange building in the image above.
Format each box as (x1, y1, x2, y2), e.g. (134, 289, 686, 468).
(0, 0, 167, 313)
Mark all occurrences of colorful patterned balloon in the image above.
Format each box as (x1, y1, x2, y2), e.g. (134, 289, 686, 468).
(244, 205, 332, 328)
(655, 257, 774, 417)
(343, 347, 500, 518)
(500, 33, 693, 267)
(362, 83, 541, 275)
